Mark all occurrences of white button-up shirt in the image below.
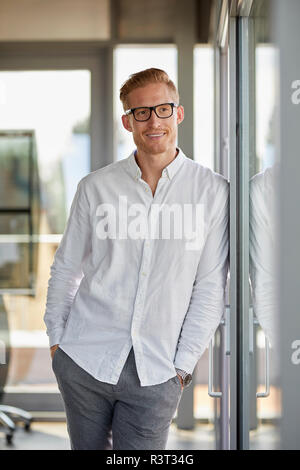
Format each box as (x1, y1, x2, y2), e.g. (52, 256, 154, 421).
(44, 148, 229, 386)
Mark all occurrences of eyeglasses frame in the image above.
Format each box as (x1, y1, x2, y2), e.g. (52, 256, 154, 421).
(124, 102, 179, 122)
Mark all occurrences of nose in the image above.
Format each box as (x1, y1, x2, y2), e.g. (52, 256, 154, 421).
(147, 108, 161, 125)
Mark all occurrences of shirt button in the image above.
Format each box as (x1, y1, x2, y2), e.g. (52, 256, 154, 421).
(141, 272, 146, 276)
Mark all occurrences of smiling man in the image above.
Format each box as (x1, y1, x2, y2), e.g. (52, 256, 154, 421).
(44, 68, 229, 450)
(121, 80, 184, 193)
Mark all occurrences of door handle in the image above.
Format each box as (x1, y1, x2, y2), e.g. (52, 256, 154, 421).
(256, 334, 270, 398)
(208, 338, 222, 397)
(208, 308, 230, 398)
(222, 306, 230, 356)
(250, 308, 270, 398)
(208, 324, 224, 398)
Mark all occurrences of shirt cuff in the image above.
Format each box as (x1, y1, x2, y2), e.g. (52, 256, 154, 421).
(174, 346, 203, 375)
(47, 328, 64, 348)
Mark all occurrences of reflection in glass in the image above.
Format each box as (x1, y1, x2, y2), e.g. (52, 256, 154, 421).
(249, 163, 281, 448)
(250, 166, 279, 350)
(248, 1, 281, 449)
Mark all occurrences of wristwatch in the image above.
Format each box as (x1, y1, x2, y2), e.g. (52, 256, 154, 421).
(176, 368, 193, 387)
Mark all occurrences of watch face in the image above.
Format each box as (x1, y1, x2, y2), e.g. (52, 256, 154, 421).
(183, 374, 192, 386)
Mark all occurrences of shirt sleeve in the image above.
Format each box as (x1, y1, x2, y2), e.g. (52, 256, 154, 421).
(174, 179, 229, 374)
(43, 178, 92, 347)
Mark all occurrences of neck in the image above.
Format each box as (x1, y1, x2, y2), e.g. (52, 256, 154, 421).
(135, 147, 178, 181)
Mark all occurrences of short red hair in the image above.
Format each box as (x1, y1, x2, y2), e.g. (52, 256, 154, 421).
(119, 68, 179, 110)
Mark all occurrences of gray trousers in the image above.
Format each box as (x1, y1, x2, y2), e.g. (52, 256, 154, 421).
(52, 346, 183, 450)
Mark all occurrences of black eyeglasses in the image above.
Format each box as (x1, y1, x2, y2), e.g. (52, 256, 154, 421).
(125, 102, 178, 122)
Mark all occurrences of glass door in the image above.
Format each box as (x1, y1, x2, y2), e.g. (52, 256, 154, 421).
(248, 2, 281, 449)
(207, 0, 231, 450)
(216, 0, 281, 449)
(235, 0, 281, 449)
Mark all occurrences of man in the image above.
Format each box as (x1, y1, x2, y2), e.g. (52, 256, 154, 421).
(44, 68, 229, 450)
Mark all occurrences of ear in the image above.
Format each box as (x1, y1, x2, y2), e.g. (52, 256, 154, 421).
(176, 105, 184, 125)
(122, 114, 133, 133)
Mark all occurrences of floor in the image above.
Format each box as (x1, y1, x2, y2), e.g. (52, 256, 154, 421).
(0, 421, 216, 450)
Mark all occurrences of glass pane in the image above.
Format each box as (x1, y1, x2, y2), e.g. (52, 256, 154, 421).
(114, 45, 177, 161)
(0, 70, 91, 397)
(194, 46, 214, 169)
(248, 1, 281, 449)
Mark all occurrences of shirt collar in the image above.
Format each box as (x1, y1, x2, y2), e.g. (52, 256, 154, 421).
(126, 148, 186, 181)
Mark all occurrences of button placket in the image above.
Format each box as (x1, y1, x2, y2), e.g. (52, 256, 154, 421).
(131, 234, 152, 342)
(130, 182, 163, 344)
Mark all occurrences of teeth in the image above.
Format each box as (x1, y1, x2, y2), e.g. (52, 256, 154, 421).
(148, 133, 164, 137)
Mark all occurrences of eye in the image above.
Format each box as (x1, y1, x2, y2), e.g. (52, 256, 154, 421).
(157, 104, 171, 115)
(136, 108, 147, 117)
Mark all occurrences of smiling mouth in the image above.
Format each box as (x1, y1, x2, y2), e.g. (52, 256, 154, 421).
(146, 132, 166, 138)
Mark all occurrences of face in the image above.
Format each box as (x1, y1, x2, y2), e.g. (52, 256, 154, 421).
(121, 82, 184, 157)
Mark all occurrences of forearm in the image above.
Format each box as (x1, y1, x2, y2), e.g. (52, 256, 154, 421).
(174, 280, 227, 373)
(44, 256, 84, 347)
(43, 178, 91, 347)
(174, 179, 229, 373)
